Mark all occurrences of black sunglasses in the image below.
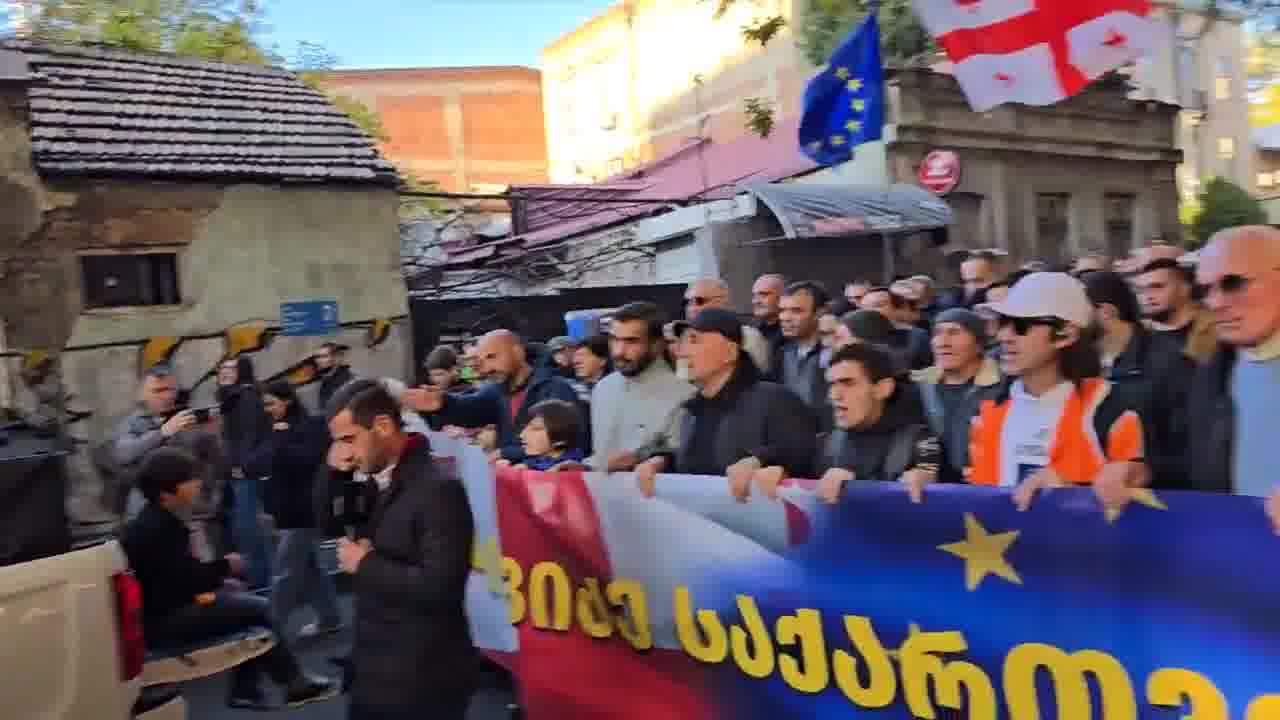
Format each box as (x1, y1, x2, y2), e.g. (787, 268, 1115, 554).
(686, 296, 719, 306)
(997, 315, 1064, 336)
(1196, 273, 1258, 297)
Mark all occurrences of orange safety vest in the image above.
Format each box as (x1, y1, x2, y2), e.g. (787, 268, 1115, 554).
(967, 377, 1144, 487)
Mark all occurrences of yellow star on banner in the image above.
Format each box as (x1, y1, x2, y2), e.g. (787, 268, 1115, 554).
(834, 66, 850, 80)
(851, 98, 866, 113)
(830, 134, 846, 146)
(848, 77, 863, 92)
(939, 513, 1022, 591)
(1104, 488, 1169, 524)
(845, 119, 862, 134)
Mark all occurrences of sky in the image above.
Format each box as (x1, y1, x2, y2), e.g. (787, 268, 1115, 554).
(260, 0, 620, 69)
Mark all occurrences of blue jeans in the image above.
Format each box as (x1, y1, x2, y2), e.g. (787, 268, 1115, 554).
(272, 528, 341, 629)
(229, 476, 273, 590)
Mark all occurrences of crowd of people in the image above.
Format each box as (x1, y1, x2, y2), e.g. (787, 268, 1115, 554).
(102, 223, 1280, 718)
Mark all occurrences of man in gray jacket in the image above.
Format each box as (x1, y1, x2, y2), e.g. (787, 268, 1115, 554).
(112, 365, 199, 517)
(589, 302, 693, 472)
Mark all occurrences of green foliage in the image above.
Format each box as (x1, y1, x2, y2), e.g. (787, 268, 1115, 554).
(742, 15, 787, 47)
(1189, 177, 1268, 247)
(798, 0, 936, 67)
(399, 173, 446, 221)
(742, 96, 776, 138)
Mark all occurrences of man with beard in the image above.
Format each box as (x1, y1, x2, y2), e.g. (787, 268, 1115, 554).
(406, 329, 582, 462)
(316, 342, 356, 411)
(327, 380, 475, 720)
(1134, 257, 1216, 365)
(775, 281, 832, 427)
(589, 302, 693, 471)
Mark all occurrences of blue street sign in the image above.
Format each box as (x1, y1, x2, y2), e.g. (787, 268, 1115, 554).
(280, 300, 339, 337)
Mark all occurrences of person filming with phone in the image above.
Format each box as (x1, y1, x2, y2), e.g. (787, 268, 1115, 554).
(112, 364, 210, 520)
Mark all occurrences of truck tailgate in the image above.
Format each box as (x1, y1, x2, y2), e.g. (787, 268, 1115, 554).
(0, 541, 137, 720)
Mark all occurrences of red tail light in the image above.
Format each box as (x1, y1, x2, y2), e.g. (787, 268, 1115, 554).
(112, 572, 145, 681)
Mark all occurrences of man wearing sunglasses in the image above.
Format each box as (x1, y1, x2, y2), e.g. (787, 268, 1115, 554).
(683, 278, 773, 375)
(966, 272, 1150, 515)
(1187, 226, 1280, 529)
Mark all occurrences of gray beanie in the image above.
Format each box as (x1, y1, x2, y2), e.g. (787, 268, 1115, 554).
(934, 308, 988, 345)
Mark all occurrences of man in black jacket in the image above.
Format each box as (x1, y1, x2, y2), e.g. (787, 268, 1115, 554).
(316, 342, 356, 411)
(634, 309, 818, 501)
(1082, 271, 1195, 489)
(327, 380, 475, 720)
(122, 448, 335, 711)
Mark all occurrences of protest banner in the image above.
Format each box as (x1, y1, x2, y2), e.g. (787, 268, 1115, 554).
(449, 452, 1280, 719)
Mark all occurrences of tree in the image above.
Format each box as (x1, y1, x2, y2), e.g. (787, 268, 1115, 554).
(1189, 177, 1268, 246)
(13, 1, 388, 141)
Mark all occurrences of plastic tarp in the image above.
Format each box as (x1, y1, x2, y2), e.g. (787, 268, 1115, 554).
(740, 182, 953, 239)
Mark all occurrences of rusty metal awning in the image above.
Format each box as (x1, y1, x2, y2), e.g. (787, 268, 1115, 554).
(739, 181, 953, 239)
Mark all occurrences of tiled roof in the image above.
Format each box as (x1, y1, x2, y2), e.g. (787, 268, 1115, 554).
(4, 40, 398, 186)
(438, 116, 817, 269)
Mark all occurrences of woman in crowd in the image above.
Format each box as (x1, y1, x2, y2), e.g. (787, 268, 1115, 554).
(250, 380, 342, 639)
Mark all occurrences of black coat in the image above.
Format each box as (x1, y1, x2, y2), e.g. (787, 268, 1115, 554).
(248, 408, 328, 529)
(1105, 329, 1195, 489)
(1187, 346, 1235, 494)
(667, 359, 820, 478)
(349, 433, 475, 715)
(122, 503, 230, 628)
(318, 365, 355, 414)
(216, 356, 269, 473)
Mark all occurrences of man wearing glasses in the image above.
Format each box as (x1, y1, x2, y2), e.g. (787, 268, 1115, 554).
(682, 278, 773, 375)
(1188, 226, 1280, 526)
(964, 272, 1150, 516)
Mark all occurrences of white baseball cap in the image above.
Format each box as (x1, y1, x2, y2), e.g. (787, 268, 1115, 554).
(982, 272, 1093, 328)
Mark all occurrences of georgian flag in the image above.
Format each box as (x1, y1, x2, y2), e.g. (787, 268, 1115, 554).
(490, 467, 815, 720)
(913, 0, 1156, 112)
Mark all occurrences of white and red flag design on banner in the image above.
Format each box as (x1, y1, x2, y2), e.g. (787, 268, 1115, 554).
(913, 0, 1156, 112)
(494, 469, 817, 720)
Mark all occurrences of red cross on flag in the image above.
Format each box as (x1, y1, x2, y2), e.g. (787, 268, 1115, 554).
(913, 0, 1156, 112)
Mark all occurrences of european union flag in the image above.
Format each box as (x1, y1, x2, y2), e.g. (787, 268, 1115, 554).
(798, 13, 885, 166)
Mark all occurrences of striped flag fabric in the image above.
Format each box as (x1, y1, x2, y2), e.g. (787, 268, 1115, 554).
(913, 0, 1157, 112)
(497, 468, 815, 719)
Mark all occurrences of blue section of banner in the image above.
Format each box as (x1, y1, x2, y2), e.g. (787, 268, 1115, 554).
(701, 484, 1280, 718)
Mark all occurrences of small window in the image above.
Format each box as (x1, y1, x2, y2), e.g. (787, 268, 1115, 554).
(1104, 193, 1136, 259)
(1260, 172, 1275, 188)
(1035, 193, 1071, 264)
(1215, 76, 1231, 100)
(80, 253, 180, 309)
(1218, 137, 1236, 159)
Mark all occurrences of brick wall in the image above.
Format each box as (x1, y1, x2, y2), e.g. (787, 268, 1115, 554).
(324, 67, 549, 191)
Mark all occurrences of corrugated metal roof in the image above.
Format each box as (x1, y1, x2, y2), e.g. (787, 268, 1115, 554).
(4, 40, 398, 186)
(506, 117, 816, 250)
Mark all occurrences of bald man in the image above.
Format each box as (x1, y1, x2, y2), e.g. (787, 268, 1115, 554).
(1187, 226, 1280, 515)
(683, 278, 773, 374)
(405, 330, 583, 462)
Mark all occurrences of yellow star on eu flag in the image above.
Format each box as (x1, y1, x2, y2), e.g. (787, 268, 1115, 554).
(830, 134, 846, 146)
(852, 99, 866, 113)
(939, 513, 1022, 591)
(834, 66, 850, 80)
(845, 119, 862, 134)
(1104, 488, 1169, 525)
(848, 77, 864, 92)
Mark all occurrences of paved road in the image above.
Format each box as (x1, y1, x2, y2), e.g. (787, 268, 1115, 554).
(181, 596, 516, 719)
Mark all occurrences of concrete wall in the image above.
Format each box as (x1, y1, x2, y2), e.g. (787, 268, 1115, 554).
(323, 66, 549, 191)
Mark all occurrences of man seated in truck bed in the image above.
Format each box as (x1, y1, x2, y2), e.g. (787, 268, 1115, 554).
(121, 447, 337, 711)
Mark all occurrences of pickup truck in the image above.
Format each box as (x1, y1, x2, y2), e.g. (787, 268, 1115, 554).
(0, 424, 186, 719)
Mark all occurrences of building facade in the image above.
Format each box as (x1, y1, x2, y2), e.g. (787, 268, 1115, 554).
(323, 66, 549, 192)
(0, 42, 410, 519)
(544, 0, 1246, 215)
